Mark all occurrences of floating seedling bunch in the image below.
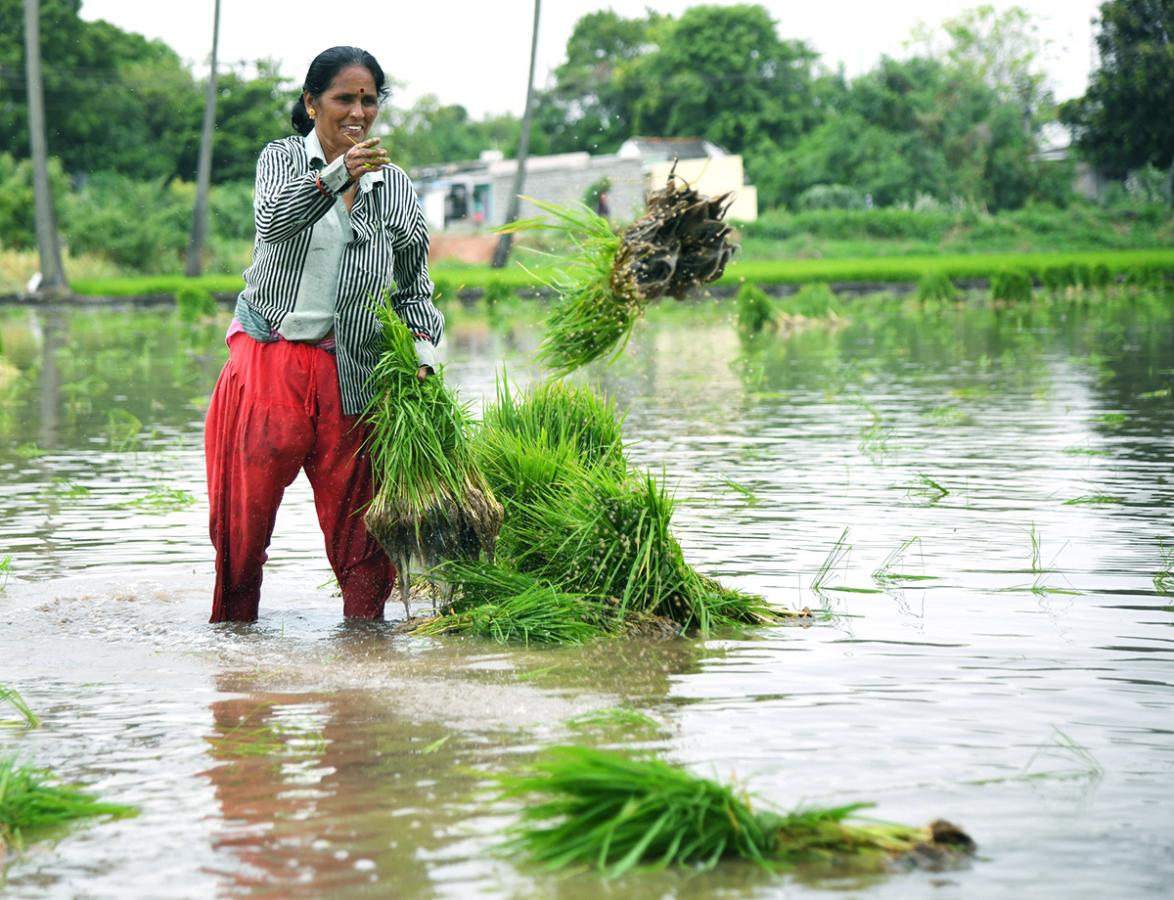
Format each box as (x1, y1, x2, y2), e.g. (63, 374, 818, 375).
(502, 166, 737, 376)
(363, 297, 503, 617)
(498, 747, 975, 876)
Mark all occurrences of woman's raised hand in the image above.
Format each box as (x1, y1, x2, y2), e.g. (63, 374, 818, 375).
(344, 137, 390, 181)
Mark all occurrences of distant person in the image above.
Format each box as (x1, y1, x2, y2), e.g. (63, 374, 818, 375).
(203, 46, 443, 623)
(595, 189, 610, 219)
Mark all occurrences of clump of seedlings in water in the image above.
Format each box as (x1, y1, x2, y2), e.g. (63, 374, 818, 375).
(1155, 541, 1173, 596)
(0, 756, 137, 846)
(500, 165, 737, 375)
(0, 684, 39, 729)
(362, 301, 503, 618)
(410, 376, 787, 643)
(496, 746, 975, 877)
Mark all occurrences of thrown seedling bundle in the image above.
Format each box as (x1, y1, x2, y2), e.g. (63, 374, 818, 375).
(363, 295, 503, 617)
(498, 746, 976, 877)
(502, 165, 737, 375)
(412, 376, 784, 643)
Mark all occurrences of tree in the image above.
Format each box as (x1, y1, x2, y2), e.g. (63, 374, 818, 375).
(1060, 0, 1174, 180)
(531, 10, 663, 155)
(23, 0, 67, 295)
(385, 97, 519, 167)
(186, 0, 220, 277)
(492, 0, 540, 269)
(630, 5, 820, 154)
(909, 4, 1053, 123)
(1, 0, 201, 179)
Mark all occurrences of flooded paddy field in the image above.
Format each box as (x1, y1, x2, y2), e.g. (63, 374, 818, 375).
(1, 291, 1172, 897)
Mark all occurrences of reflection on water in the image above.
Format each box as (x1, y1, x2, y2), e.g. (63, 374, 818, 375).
(1, 292, 1173, 897)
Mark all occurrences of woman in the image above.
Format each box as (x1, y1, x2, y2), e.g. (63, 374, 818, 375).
(204, 46, 442, 623)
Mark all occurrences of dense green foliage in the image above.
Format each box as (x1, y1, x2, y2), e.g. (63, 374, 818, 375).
(1061, 0, 1174, 178)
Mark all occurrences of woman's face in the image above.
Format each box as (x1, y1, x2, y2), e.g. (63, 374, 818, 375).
(307, 64, 379, 160)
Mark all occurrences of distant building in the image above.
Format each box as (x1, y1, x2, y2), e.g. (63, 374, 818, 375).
(1033, 122, 1108, 201)
(412, 136, 759, 235)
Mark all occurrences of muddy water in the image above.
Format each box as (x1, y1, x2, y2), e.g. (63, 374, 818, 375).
(1, 293, 1172, 898)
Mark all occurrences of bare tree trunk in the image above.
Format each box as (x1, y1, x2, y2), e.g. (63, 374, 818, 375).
(186, 0, 221, 277)
(23, 0, 68, 296)
(491, 0, 541, 269)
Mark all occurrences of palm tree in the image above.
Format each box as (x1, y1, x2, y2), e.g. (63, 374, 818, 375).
(23, 0, 68, 296)
(491, 0, 541, 269)
(186, 0, 221, 277)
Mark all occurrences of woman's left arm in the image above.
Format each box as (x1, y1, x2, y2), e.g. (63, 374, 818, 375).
(386, 172, 444, 375)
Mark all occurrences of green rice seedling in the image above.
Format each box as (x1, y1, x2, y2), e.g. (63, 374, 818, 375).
(915, 270, 958, 302)
(566, 707, 660, 730)
(420, 734, 451, 754)
(363, 299, 503, 617)
(1063, 494, 1125, 505)
(0, 555, 11, 591)
(989, 269, 1032, 303)
(106, 408, 142, 452)
(412, 561, 609, 645)
(780, 283, 837, 319)
(122, 485, 197, 512)
(500, 170, 736, 375)
(497, 746, 974, 877)
(482, 278, 515, 310)
(0, 684, 39, 729)
(735, 282, 776, 335)
(1096, 412, 1128, 428)
(1089, 263, 1112, 289)
(1154, 541, 1173, 595)
(13, 443, 44, 460)
(1062, 445, 1111, 457)
(872, 538, 937, 587)
(719, 477, 759, 505)
(481, 375, 626, 475)
(0, 756, 137, 846)
(1041, 265, 1072, 294)
(506, 466, 776, 630)
(1138, 386, 1171, 399)
(431, 276, 456, 304)
(811, 527, 851, 595)
(174, 283, 217, 321)
(907, 473, 949, 502)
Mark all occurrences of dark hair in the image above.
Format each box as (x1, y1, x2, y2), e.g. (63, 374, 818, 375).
(291, 46, 388, 136)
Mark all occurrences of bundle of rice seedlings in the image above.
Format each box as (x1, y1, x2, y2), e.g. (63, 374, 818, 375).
(363, 297, 503, 616)
(411, 561, 609, 645)
(480, 375, 627, 473)
(0, 756, 137, 846)
(501, 167, 737, 375)
(499, 465, 777, 631)
(498, 746, 975, 878)
(736, 282, 777, 335)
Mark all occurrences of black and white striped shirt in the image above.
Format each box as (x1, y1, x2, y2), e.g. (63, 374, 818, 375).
(234, 133, 443, 416)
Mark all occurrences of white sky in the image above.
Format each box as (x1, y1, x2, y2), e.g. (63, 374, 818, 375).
(80, 0, 1101, 118)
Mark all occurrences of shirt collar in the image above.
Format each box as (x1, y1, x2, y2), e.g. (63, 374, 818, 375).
(304, 130, 385, 191)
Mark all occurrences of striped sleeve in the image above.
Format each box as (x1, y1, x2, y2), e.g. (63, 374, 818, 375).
(386, 170, 444, 366)
(254, 139, 338, 243)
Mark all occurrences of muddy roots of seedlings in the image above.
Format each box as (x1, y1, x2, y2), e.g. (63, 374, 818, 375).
(498, 747, 976, 878)
(611, 166, 737, 303)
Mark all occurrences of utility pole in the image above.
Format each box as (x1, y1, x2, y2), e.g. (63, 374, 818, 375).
(186, 0, 221, 277)
(491, 0, 541, 269)
(23, 0, 68, 296)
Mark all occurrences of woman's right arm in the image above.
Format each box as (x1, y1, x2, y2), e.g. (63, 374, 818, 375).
(253, 141, 341, 243)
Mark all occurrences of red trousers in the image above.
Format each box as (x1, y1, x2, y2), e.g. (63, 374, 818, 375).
(204, 334, 394, 622)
